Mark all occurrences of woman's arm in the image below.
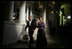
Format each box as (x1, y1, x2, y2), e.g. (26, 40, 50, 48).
(41, 22, 45, 30)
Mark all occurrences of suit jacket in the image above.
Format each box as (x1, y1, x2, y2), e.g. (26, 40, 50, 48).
(25, 19, 36, 32)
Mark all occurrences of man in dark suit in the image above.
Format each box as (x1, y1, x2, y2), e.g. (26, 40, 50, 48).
(25, 16, 36, 47)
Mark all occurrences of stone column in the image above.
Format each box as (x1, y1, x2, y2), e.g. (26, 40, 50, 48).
(43, 8, 46, 26)
(19, 1, 26, 24)
(30, 7, 32, 16)
(9, 1, 14, 21)
(27, 4, 29, 20)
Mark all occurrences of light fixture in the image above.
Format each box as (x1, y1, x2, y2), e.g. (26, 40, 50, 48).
(56, 11, 58, 13)
(38, 1, 43, 8)
(52, 1, 55, 5)
(51, 11, 54, 13)
(67, 15, 71, 19)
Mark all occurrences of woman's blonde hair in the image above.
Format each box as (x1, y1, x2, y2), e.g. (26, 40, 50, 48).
(39, 17, 43, 20)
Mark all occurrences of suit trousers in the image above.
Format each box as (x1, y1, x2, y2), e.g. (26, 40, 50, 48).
(28, 30, 34, 46)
